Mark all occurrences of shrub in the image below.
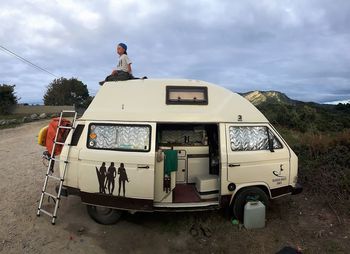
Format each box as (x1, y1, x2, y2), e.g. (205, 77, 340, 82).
(0, 84, 18, 114)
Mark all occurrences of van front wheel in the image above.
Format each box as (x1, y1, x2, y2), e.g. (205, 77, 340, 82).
(86, 205, 123, 225)
(233, 187, 269, 222)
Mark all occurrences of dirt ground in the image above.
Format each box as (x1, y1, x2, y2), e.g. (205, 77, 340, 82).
(0, 120, 349, 254)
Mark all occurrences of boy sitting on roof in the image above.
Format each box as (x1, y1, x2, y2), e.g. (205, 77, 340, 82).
(99, 43, 133, 85)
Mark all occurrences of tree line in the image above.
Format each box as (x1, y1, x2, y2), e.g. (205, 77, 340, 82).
(0, 77, 93, 114)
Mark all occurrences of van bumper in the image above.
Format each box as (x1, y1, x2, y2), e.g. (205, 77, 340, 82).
(291, 183, 303, 195)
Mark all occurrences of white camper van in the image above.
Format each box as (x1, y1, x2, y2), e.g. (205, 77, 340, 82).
(38, 79, 302, 224)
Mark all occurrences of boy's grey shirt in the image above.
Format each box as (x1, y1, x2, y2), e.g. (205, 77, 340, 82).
(116, 54, 132, 72)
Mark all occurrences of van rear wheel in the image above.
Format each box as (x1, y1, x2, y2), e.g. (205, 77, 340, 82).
(86, 205, 123, 225)
(233, 187, 269, 222)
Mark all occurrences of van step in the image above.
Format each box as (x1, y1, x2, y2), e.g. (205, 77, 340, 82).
(153, 201, 219, 208)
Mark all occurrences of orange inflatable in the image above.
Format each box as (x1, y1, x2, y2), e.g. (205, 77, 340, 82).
(45, 117, 71, 156)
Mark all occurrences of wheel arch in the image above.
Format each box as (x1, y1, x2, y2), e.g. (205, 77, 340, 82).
(228, 182, 271, 207)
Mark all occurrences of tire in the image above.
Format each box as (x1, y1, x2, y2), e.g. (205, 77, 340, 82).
(86, 205, 123, 225)
(232, 187, 269, 222)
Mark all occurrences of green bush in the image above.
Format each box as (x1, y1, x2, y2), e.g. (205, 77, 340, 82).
(0, 84, 18, 114)
(258, 102, 350, 133)
(288, 131, 350, 201)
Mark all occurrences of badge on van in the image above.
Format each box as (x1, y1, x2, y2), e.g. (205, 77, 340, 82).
(273, 164, 284, 177)
(272, 164, 287, 185)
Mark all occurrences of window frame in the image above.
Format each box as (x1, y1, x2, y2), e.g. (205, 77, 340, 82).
(229, 125, 283, 152)
(166, 86, 208, 105)
(87, 123, 152, 153)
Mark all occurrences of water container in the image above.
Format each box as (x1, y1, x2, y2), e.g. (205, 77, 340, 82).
(243, 201, 266, 229)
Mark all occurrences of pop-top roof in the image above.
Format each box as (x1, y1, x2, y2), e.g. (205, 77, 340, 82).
(81, 79, 268, 123)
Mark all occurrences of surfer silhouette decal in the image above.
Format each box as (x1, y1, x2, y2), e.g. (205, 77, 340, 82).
(95, 162, 129, 196)
(96, 162, 107, 194)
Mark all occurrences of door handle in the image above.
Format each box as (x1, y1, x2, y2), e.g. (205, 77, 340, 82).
(182, 169, 185, 172)
(137, 165, 150, 169)
(229, 163, 240, 167)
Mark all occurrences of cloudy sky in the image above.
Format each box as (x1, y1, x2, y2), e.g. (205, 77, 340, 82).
(0, 0, 349, 104)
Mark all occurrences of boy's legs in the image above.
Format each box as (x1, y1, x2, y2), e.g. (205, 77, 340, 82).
(115, 71, 130, 81)
(99, 71, 132, 85)
(99, 72, 118, 86)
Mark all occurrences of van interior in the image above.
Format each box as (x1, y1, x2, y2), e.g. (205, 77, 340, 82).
(155, 123, 220, 205)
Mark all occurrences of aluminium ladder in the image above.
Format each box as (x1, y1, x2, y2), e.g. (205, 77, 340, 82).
(36, 110, 77, 225)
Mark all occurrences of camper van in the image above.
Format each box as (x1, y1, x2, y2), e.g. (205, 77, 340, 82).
(43, 79, 302, 224)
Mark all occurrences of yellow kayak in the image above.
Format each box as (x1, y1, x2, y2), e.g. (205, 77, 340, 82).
(38, 125, 48, 146)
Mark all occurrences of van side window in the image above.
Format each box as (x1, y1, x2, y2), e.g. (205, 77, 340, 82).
(229, 126, 282, 151)
(87, 124, 151, 152)
(268, 129, 283, 150)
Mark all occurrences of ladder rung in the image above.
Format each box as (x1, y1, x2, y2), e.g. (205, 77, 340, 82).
(39, 208, 53, 217)
(54, 141, 65, 145)
(47, 175, 63, 181)
(58, 126, 74, 130)
(61, 110, 76, 113)
(43, 192, 58, 200)
(50, 157, 68, 163)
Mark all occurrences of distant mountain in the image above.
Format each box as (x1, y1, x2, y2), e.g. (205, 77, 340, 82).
(239, 90, 350, 132)
(324, 99, 350, 105)
(240, 90, 298, 106)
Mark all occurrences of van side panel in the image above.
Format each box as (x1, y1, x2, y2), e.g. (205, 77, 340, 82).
(76, 121, 156, 210)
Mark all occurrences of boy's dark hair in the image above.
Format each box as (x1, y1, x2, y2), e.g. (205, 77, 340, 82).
(118, 43, 127, 55)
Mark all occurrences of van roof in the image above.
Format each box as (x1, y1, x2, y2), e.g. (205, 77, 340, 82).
(81, 79, 268, 123)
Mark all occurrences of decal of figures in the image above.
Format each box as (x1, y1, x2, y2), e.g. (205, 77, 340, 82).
(96, 162, 129, 196)
(118, 163, 129, 196)
(95, 162, 107, 194)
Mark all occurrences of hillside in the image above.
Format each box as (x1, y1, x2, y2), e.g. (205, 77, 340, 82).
(241, 90, 350, 132)
(240, 90, 297, 106)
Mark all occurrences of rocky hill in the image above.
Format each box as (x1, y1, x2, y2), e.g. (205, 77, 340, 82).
(239, 90, 350, 132)
(240, 90, 297, 106)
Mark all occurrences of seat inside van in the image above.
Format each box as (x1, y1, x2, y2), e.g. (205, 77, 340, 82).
(156, 124, 220, 204)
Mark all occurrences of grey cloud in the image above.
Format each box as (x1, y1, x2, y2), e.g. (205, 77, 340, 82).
(0, 0, 349, 104)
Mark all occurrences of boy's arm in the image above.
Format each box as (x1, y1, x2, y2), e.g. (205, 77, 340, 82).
(125, 55, 132, 73)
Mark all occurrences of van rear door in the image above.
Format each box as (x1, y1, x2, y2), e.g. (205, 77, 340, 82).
(78, 122, 156, 208)
(225, 124, 291, 198)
